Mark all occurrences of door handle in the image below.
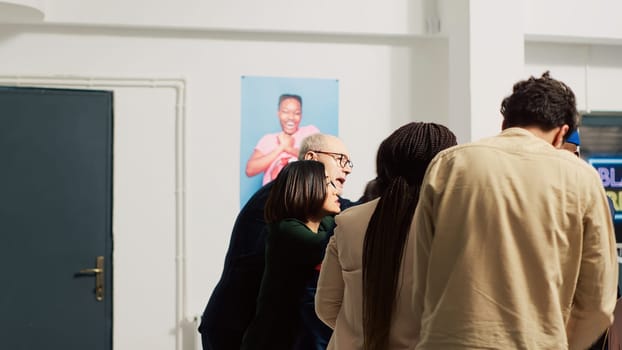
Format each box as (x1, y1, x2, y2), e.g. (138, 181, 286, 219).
(79, 268, 102, 274)
(78, 256, 104, 301)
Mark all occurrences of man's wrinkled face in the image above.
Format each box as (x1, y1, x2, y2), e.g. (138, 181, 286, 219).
(313, 136, 352, 195)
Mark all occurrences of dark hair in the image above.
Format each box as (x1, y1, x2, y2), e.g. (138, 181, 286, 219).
(264, 160, 326, 223)
(358, 177, 382, 204)
(278, 94, 303, 109)
(362, 122, 457, 350)
(501, 71, 579, 138)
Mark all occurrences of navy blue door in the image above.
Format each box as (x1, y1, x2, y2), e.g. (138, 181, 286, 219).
(0, 87, 113, 350)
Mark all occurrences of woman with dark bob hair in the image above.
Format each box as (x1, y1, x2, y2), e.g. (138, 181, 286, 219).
(241, 160, 341, 350)
(316, 122, 457, 350)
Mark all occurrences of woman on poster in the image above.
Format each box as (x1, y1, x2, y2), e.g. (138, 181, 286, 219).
(245, 94, 320, 185)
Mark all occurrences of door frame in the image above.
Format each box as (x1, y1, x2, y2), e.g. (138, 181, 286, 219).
(0, 76, 188, 350)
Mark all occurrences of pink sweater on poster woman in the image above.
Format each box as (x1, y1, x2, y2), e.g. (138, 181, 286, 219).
(255, 124, 319, 185)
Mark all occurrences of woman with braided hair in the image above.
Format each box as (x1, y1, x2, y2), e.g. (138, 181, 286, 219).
(315, 122, 457, 350)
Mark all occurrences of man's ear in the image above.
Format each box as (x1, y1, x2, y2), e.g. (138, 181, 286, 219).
(553, 125, 570, 148)
(303, 151, 315, 161)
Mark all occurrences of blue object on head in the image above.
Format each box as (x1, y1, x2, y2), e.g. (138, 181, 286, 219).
(566, 130, 580, 146)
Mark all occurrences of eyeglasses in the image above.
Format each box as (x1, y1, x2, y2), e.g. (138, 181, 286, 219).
(312, 150, 354, 169)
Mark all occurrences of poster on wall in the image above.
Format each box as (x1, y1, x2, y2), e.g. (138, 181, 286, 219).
(240, 76, 339, 207)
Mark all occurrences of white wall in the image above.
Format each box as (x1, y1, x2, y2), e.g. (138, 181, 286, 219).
(524, 0, 622, 42)
(112, 86, 178, 350)
(43, 0, 431, 36)
(525, 42, 622, 113)
(40, 0, 622, 41)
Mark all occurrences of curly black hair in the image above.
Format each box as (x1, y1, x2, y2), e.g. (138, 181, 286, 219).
(501, 71, 579, 138)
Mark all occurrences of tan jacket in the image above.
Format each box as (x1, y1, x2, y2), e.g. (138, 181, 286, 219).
(413, 128, 618, 350)
(316, 199, 418, 350)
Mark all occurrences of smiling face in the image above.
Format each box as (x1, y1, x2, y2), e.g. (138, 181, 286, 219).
(278, 98, 302, 135)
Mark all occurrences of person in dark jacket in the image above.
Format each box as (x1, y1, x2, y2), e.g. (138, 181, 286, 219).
(240, 160, 342, 350)
(198, 133, 355, 350)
